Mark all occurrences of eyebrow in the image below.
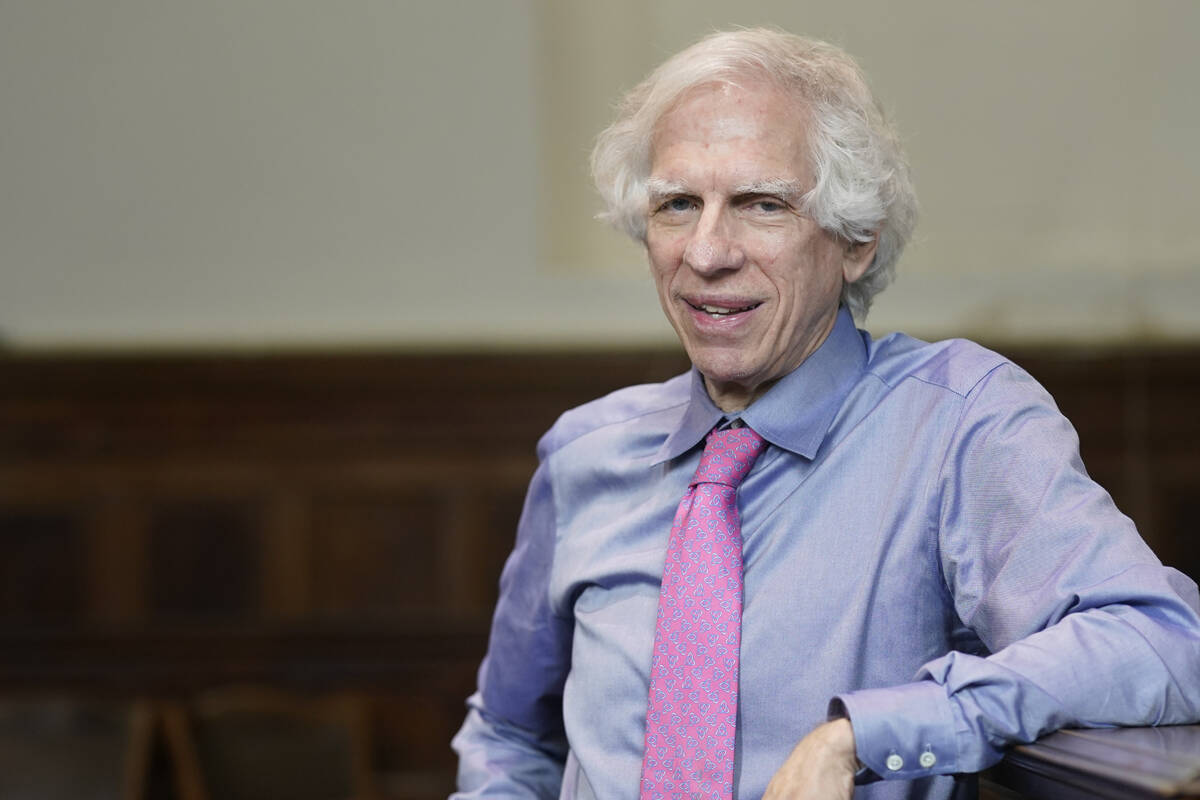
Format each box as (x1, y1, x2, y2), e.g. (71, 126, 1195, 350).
(645, 177, 688, 201)
(644, 177, 806, 202)
(732, 178, 806, 201)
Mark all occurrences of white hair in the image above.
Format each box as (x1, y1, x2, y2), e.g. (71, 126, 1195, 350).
(590, 28, 917, 321)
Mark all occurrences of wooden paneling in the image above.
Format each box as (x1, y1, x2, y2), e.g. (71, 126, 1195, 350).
(148, 500, 262, 620)
(308, 490, 443, 617)
(1, 344, 1198, 797)
(0, 508, 86, 622)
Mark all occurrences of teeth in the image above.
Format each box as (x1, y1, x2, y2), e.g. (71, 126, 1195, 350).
(699, 303, 754, 316)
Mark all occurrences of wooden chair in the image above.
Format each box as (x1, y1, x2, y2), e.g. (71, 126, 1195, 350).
(161, 686, 379, 800)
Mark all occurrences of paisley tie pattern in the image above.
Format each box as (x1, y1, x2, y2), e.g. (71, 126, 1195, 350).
(639, 426, 767, 800)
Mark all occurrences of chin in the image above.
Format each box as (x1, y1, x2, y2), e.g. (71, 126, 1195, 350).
(690, 351, 763, 391)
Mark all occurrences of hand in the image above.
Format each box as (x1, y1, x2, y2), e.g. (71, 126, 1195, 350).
(762, 718, 858, 800)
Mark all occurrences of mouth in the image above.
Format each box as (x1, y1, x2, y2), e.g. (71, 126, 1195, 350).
(685, 299, 763, 318)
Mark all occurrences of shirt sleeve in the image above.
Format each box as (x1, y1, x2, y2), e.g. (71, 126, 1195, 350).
(834, 362, 1200, 781)
(451, 448, 574, 798)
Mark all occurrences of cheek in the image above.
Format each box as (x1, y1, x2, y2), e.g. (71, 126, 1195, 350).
(761, 248, 842, 305)
(746, 225, 802, 262)
(646, 238, 683, 282)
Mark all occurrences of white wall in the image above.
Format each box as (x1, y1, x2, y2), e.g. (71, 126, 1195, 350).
(1, 1, 1197, 349)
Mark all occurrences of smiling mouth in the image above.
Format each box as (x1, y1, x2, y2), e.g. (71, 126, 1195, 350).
(687, 300, 762, 318)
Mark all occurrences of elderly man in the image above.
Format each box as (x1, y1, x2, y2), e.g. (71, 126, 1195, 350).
(452, 28, 1200, 799)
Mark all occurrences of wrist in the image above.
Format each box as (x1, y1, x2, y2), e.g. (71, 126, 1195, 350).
(818, 718, 859, 771)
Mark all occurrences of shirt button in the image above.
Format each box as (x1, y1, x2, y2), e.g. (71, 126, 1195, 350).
(886, 754, 904, 771)
(919, 751, 937, 768)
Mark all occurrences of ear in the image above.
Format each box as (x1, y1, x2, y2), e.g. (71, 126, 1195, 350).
(842, 235, 879, 283)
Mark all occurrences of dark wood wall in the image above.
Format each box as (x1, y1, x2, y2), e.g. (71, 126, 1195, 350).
(1, 345, 1197, 795)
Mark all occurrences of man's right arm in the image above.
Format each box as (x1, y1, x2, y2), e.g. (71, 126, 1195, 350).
(451, 457, 574, 798)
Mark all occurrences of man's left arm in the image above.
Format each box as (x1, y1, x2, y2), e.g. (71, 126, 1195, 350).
(795, 363, 1200, 787)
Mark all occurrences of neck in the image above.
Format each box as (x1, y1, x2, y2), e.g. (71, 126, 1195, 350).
(703, 376, 776, 412)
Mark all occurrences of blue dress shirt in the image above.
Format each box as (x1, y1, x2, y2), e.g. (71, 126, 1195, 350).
(453, 309, 1200, 799)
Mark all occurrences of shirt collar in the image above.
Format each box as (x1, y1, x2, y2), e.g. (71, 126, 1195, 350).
(653, 306, 867, 464)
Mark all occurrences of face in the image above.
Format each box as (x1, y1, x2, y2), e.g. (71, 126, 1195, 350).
(646, 80, 876, 411)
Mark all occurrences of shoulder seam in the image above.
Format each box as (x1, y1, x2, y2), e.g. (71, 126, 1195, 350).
(864, 343, 1011, 400)
(899, 359, 1011, 400)
(543, 397, 690, 455)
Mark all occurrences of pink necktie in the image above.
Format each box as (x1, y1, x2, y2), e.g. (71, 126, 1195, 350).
(639, 426, 767, 800)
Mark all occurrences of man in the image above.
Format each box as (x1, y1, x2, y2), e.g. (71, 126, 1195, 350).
(452, 28, 1200, 799)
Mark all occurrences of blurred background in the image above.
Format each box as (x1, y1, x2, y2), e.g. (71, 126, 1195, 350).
(1, 1, 1197, 798)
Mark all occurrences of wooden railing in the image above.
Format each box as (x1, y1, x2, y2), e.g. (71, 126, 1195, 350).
(984, 726, 1200, 799)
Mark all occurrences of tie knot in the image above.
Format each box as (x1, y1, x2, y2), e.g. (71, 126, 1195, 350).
(691, 427, 766, 488)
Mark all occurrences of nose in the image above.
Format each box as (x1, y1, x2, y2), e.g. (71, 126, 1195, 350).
(682, 206, 745, 275)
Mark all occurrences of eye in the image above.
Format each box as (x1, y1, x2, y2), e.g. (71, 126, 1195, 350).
(748, 196, 788, 214)
(655, 196, 698, 215)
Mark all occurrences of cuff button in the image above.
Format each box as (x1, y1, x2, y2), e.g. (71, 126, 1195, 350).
(919, 751, 937, 768)
(885, 754, 904, 771)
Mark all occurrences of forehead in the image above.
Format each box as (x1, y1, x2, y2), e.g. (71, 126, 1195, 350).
(649, 79, 811, 184)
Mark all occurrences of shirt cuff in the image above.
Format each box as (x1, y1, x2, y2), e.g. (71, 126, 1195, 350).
(830, 681, 960, 780)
